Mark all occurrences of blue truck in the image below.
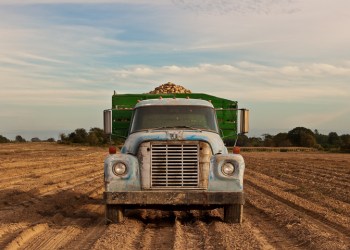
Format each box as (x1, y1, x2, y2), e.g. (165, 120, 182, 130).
(103, 92, 249, 223)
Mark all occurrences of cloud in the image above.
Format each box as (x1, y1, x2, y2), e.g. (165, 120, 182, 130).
(110, 62, 350, 101)
(2, 61, 348, 109)
(171, 0, 300, 15)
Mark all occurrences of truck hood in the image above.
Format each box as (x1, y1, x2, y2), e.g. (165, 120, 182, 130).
(121, 130, 228, 155)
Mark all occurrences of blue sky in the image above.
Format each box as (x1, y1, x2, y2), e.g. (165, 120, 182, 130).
(1, 0, 349, 140)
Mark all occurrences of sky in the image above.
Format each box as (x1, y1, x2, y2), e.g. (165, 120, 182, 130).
(1, 0, 349, 140)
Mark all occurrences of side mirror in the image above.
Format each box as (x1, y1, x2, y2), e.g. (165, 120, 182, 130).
(240, 109, 249, 134)
(103, 110, 112, 135)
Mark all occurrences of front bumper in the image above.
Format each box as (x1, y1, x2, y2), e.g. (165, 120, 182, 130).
(104, 191, 244, 208)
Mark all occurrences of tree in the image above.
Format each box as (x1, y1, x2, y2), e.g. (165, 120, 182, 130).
(273, 133, 292, 147)
(0, 135, 10, 143)
(248, 137, 263, 147)
(87, 132, 99, 145)
(59, 133, 69, 143)
(262, 134, 274, 147)
(88, 127, 109, 145)
(287, 127, 316, 147)
(68, 128, 88, 143)
(328, 132, 341, 147)
(340, 134, 350, 145)
(47, 138, 56, 142)
(31, 137, 41, 142)
(236, 134, 249, 146)
(314, 130, 328, 148)
(340, 134, 350, 152)
(300, 132, 317, 147)
(15, 135, 26, 143)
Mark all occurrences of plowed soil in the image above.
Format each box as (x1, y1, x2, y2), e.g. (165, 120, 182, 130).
(1, 143, 349, 250)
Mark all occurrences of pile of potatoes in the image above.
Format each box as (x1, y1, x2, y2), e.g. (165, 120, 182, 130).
(149, 82, 191, 94)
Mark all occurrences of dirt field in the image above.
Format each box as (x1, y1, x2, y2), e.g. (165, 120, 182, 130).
(0, 143, 349, 250)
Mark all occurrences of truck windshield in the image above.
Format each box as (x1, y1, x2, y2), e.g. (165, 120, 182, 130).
(130, 106, 219, 133)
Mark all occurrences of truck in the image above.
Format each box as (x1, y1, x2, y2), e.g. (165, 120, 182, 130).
(103, 90, 249, 223)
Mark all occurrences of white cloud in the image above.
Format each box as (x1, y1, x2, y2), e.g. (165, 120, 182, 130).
(108, 62, 350, 102)
(171, 0, 300, 15)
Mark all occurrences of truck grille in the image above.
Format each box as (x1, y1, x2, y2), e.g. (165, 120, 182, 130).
(151, 143, 199, 188)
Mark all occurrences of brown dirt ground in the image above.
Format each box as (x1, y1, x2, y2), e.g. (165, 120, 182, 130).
(0, 143, 349, 249)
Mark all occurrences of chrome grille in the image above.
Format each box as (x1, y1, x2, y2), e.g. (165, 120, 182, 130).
(151, 143, 199, 188)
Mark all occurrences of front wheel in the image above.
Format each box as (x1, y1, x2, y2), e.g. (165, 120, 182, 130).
(224, 204, 243, 223)
(105, 205, 124, 224)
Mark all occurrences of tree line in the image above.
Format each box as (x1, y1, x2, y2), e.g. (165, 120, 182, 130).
(59, 127, 110, 146)
(1, 126, 350, 153)
(229, 127, 350, 153)
(0, 135, 55, 143)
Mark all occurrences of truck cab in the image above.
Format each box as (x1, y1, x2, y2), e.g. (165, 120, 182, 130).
(103, 95, 249, 223)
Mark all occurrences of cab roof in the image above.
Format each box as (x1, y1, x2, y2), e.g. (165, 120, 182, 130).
(135, 98, 214, 108)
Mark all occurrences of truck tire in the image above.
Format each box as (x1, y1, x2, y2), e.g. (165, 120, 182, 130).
(105, 205, 124, 224)
(224, 204, 243, 223)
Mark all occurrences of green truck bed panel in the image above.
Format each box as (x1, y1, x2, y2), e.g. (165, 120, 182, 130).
(111, 93, 238, 139)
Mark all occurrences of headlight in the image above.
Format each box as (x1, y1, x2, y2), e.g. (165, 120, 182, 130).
(112, 162, 127, 176)
(222, 162, 235, 176)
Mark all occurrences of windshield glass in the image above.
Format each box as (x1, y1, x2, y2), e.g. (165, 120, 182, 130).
(130, 105, 219, 133)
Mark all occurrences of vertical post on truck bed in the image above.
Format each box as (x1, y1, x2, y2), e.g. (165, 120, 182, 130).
(104, 110, 112, 143)
(240, 109, 249, 134)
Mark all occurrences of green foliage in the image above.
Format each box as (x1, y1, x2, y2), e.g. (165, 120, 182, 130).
(328, 132, 341, 147)
(287, 127, 316, 147)
(232, 127, 348, 152)
(88, 127, 109, 145)
(273, 133, 292, 147)
(59, 127, 109, 146)
(56, 126, 349, 153)
(0, 135, 10, 143)
(340, 134, 350, 153)
(15, 135, 26, 143)
(236, 134, 249, 146)
(248, 137, 263, 147)
(314, 130, 328, 148)
(69, 128, 88, 143)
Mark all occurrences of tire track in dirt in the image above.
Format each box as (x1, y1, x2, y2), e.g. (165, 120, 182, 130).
(0, 157, 92, 173)
(205, 209, 270, 250)
(0, 224, 28, 249)
(18, 226, 82, 250)
(136, 210, 176, 250)
(245, 187, 350, 249)
(245, 182, 350, 249)
(173, 211, 208, 250)
(245, 177, 350, 237)
(91, 214, 144, 249)
(246, 169, 350, 217)
(4, 224, 49, 250)
(247, 164, 350, 204)
(68, 217, 107, 250)
(244, 203, 304, 250)
(0, 161, 103, 191)
(263, 165, 350, 189)
(3, 184, 105, 250)
(0, 172, 102, 210)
